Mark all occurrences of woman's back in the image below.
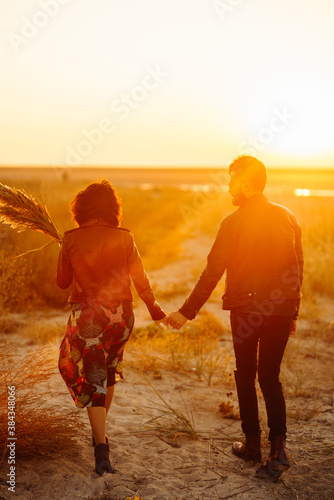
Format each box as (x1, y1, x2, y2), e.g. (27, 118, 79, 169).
(57, 224, 132, 301)
(57, 222, 164, 319)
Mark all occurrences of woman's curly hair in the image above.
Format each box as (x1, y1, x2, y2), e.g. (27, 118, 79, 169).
(70, 180, 122, 227)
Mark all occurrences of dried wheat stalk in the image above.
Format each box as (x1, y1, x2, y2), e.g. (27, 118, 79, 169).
(0, 182, 63, 258)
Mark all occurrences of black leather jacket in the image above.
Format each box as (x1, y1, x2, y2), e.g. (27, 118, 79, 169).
(57, 224, 165, 320)
(179, 194, 303, 320)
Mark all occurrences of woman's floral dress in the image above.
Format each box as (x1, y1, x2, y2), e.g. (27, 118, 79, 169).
(58, 300, 134, 408)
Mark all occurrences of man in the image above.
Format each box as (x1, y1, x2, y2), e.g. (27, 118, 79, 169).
(167, 155, 303, 480)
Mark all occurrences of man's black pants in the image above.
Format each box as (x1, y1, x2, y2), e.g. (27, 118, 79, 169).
(230, 311, 293, 442)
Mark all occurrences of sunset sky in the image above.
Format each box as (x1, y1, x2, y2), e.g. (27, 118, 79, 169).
(1, 0, 334, 168)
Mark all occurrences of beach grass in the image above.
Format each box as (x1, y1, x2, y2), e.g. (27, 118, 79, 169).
(0, 340, 83, 464)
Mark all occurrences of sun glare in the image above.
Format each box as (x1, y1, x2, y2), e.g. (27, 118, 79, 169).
(1, 0, 334, 166)
(295, 188, 310, 197)
(235, 70, 334, 160)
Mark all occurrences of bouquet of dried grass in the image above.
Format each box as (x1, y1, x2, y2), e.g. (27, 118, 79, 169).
(0, 182, 63, 258)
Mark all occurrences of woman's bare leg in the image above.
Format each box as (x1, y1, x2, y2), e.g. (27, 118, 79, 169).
(87, 406, 106, 445)
(105, 385, 115, 416)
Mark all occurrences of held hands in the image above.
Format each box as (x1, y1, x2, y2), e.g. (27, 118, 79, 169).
(154, 316, 170, 331)
(155, 311, 188, 331)
(166, 311, 188, 330)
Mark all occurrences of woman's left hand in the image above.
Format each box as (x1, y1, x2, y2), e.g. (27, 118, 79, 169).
(155, 316, 170, 331)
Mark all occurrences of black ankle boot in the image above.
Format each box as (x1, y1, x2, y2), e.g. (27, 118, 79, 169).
(232, 432, 262, 461)
(94, 443, 114, 475)
(256, 435, 290, 480)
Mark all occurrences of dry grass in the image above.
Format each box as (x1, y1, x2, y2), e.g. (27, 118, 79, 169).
(166, 311, 230, 386)
(152, 281, 194, 300)
(24, 323, 65, 345)
(286, 401, 321, 421)
(0, 250, 34, 316)
(136, 377, 198, 440)
(128, 310, 232, 386)
(0, 340, 83, 464)
(120, 187, 189, 271)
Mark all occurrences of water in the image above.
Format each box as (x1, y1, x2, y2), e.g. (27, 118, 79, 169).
(294, 188, 334, 197)
(139, 183, 334, 197)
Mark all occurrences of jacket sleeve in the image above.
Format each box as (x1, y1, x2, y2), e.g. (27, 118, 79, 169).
(127, 234, 165, 320)
(56, 237, 73, 289)
(179, 219, 231, 320)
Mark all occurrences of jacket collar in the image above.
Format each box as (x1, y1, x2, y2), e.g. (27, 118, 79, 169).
(240, 193, 267, 208)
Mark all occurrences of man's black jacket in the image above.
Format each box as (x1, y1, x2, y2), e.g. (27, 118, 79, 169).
(179, 194, 303, 320)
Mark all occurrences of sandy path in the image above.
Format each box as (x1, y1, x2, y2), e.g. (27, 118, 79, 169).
(1, 333, 333, 500)
(1, 236, 334, 500)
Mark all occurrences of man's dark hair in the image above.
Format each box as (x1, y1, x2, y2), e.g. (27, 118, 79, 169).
(228, 155, 267, 192)
(70, 179, 122, 227)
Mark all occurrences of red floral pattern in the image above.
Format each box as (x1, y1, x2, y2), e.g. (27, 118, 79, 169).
(58, 301, 134, 408)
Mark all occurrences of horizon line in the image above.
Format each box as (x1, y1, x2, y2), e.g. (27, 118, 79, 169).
(1, 164, 333, 170)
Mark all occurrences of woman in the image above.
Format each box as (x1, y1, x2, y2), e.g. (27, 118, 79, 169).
(57, 180, 167, 475)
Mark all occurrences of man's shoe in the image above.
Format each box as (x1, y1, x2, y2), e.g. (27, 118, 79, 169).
(256, 435, 290, 480)
(232, 433, 262, 461)
(94, 443, 114, 475)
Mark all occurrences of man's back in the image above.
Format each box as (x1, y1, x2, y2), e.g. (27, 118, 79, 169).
(179, 193, 303, 319)
(221, 193, 303, 311)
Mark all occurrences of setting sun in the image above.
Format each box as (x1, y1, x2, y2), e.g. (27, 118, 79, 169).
(1, 0, 334, 168)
